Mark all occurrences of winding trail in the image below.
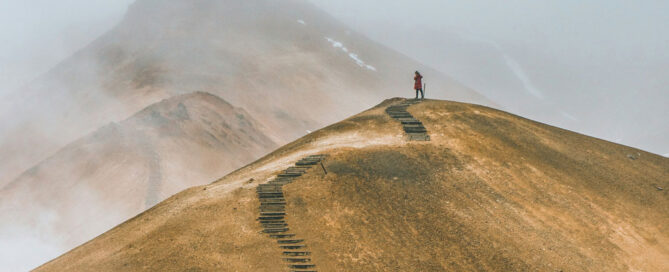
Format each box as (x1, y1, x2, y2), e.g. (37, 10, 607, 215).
(385, 99, 430, 141)
(253, 99, 429, 271)
(133, 129, 163, 209)
(256, 154, 328, 272)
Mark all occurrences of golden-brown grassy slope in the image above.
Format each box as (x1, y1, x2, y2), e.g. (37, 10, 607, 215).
(36, 99, 669, 271)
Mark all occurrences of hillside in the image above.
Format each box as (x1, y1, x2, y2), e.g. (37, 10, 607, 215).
(37, 99, 669, 271)
(0, 92, 277, 270)
(0, 0, 491, 185)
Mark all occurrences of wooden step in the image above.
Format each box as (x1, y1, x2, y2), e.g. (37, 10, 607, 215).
(260, 212, 286, 216)
(262, 223, 288, 228)
(270, 233, 296, 239)
(289, 264, 316, 269)
(258, 184, 284, 188)
(259, 197, 285, 202)
(260, 207, 285, 213)
(283, 251, 311, 256)
(284, 257, 311, 263)
(404, 127, 427, 133)
(263, 228, 289, 233)
(296, 161, 319, 166)
(258, 216, 284, 220)
(278, 239, 304, 244)
(257, 188, 283, 193)
(269, 179, 293, 184)
(280, 245, 306, 250)
(408, 133, 430, 141)
(259, 220, 286, 224)
(259, 200, 285, 205)
(389, 112, 412, 116)
(278, 173, 302, 178)
(257, 188, 283, 191)
(258, 192, 284, 198)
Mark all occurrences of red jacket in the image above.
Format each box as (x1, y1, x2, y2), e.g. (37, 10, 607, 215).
(414, 74, 423, 90)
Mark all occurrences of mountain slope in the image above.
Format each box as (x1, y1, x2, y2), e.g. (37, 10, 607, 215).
(0, 92, 277, 270)
(37, 99, 669, 271)
(0, 0, 491, 184)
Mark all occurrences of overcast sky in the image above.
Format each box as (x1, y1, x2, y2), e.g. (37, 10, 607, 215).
(0, 0, 134, 96)
(2, 0, 667, 94)
(308, 0, 668, 153)
(311, 0, 669, 64)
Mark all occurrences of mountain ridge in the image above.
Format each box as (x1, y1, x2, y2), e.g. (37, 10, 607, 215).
(36, 98, 669, 271)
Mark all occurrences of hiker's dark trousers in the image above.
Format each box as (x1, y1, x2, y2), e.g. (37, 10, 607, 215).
(415, 89, 424, 99)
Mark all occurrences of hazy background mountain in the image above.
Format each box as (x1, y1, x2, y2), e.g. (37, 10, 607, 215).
(5, 1, 665, 156)
(0, 0, 135, 95)
(0, 92, 277, 270)
(0, 0, 487, 185)
(0, 0, 489, 270)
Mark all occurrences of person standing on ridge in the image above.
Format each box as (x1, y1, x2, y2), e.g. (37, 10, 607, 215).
(414, 71, 424, 100)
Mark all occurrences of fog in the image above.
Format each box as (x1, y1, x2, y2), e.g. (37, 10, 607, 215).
(0, 0, 667, 271)
(311, 0, 668, 60)
(309, 0, 669, 155)
(2, 0, 667, 155)
(0, 0, 135, 97)
(0, 2, 134, 270)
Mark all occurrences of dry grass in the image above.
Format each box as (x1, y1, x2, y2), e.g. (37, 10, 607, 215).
(36, 99, 669, 271)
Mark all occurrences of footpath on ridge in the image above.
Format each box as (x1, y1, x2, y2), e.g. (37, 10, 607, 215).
(256, 155, 327, 272)
(254, 99, 430, 271)
(385, 99, 430, 141)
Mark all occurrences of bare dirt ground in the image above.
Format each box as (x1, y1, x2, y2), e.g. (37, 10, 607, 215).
(36, 98, 669, 271)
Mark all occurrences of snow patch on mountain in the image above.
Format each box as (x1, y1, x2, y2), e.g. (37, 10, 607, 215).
(463, 35, 545, 100)
(328, 38, 343, 49)
(663, 153, 669, 157)
(297, 19, 306, 25)
(347, 53, 363, 66)
(502, 54, 544, 100)
(325, 37, 376, 71)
